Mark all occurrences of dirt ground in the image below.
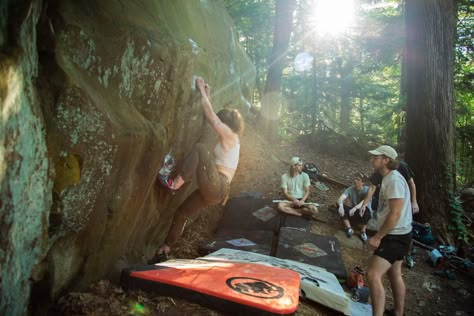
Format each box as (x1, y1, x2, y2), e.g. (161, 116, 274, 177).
(53, 118, 474, 316)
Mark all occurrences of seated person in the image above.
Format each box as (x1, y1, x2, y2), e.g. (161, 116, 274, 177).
(277, 157, 318, 218)
(337, 174, 372, 241)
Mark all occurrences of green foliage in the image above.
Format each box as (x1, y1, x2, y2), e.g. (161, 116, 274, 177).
(225, 0, 473, 240)
(454, 0, 474, 183)
(280, 1, 404, 142)
(445, 165, 469, 242)
(224, 0, 275, 99)
(226, 0, 473, 169)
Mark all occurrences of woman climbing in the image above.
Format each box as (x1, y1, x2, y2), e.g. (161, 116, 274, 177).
(151, 77, 244, 260)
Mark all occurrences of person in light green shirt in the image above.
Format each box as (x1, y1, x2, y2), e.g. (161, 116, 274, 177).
(277, 157, 318, 218)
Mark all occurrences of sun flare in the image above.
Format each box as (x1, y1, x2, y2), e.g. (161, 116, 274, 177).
(312, 0, 355, 36)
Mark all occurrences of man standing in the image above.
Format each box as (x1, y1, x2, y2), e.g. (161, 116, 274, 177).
(277, 157, 319, 218)
(366, 146, 413, 316)
(364, 159, 419, 215)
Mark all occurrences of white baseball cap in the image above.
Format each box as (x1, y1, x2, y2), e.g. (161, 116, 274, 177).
(290, 157, 303, 166)
(368, 145, 398, 160)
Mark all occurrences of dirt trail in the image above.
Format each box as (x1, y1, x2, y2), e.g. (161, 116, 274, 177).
(55, 118, 473, 316)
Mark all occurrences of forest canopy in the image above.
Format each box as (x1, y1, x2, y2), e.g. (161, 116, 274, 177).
(225, 0, 474, 185)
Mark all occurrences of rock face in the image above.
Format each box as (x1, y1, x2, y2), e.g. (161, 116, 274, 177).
(0, 0, 255, 314)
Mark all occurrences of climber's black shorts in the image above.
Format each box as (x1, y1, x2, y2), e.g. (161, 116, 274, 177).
(373, 233, 412, 264)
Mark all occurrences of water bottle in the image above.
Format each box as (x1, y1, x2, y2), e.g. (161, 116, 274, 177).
(427, 249, 443, 267)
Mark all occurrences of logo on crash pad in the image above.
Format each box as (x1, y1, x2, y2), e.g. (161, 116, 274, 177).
(226, 277, 284, 299)
(295, 242, 328, 258)
(252, 206, 278, 221)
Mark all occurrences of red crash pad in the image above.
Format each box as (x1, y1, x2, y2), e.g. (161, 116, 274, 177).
(121, 259, 300, 315)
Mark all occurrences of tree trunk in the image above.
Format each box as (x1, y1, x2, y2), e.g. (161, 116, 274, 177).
(340, 76, 352, 131)
(358, 96, 365, 132)
(337, 60, 353, 133)
(311, 56, 318, 134)
(398, 47, 408, 148)
(259, 0, 296, 141)
(404, 0, 456, 230)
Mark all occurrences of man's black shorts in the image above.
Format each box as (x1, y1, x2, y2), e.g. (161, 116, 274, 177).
(374, 233, 412, 264)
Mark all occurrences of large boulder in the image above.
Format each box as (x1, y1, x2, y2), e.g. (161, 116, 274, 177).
(0, 0, 255, 314)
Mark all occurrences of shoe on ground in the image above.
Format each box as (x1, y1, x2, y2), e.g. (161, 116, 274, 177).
(384, 309, 396, 316)
(405, 255, 414, 269)
(346, 228, 353, 238)
(159, 174, 172, 188)
(147, 252, 168, 264)
(361, 231, 368, 242)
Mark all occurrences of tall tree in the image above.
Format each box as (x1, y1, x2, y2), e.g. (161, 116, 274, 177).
(404, 1, 457, 231)
(259, 0, 296, 140)
(338, 59, 354, 132)
(224, 0, 274, 102)
(454, 0, 474, 183)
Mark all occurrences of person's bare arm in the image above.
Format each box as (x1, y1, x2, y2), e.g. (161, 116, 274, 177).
(349, 200, 365, 216)
(301, 186, 310, 203)
(337, 193, 348, 216)
(408, 178, 419, 214)
(282, 188, 298, 205)
(196, 77, 233, 140)
(361, 183, 376, 210)
(337, 193, 348, 206)
(368, 198, 404, 250)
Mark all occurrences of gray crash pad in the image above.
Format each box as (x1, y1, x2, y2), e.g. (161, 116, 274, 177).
(198, 229, 275, 256)
(280, 214, 312, 232)
(218, 197, 281, 233)
(276, 228, 347, 280)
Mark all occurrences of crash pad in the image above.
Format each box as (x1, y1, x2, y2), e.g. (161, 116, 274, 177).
(121, 259, 300, 316)
(280, 214, 312, 232)
(275, 228, 347, 281)
(218, 197, 281, 233)
(200, 248, 350, 315)
(198, 229, 275, 256)
(349, 300, 372, 316)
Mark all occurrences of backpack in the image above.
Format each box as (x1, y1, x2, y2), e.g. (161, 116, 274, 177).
(303, 162, 320, 182)
(347, 266, 365, 289)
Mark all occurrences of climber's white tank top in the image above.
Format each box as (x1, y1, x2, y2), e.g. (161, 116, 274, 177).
(214, 136, 240, 170)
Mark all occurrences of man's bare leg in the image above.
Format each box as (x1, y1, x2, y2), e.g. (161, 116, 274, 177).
(277, 202, 303, 216)
(300, 205, 319, 218)
(367, 255, 392, 316)
(342, 218, 352, 229)
(278, 202, 319, 217)
(387, 260, 405, 316)
(303, 204, 319, 214)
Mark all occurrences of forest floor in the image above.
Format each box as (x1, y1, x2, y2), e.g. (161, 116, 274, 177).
(55, 118, 474, 316)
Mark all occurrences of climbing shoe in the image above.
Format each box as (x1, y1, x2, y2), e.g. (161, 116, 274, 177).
(405, 255, 414, 269)
(346, 228, 354, 238)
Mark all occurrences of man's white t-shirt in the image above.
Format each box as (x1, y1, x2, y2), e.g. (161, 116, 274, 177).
(376, 170, 413, 234)
(281, 172, 311, 200)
